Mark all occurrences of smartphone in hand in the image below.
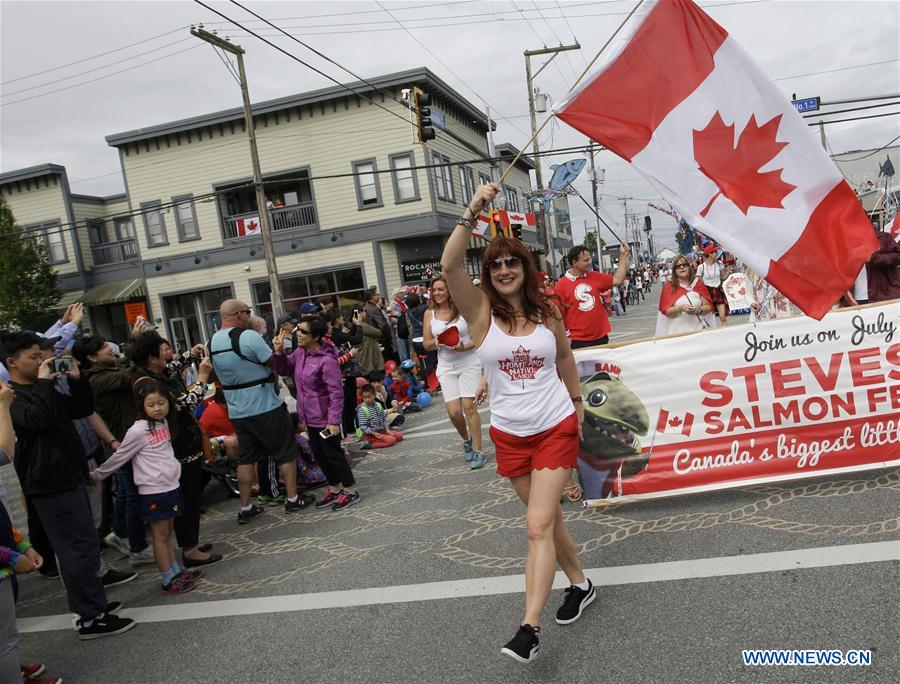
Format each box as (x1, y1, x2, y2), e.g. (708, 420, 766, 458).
(319, 428, 333, 439)
(53, 357, 71, 373)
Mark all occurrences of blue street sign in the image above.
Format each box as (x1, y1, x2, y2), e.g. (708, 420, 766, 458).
(791, 97, 820, 113)
(431, 109, 446, 130)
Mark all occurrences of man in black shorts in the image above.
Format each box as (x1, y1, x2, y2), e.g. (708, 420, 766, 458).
(210, 300, 314, 524)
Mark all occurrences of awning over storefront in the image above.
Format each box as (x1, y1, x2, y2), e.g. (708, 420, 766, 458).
(55, 290, 85, 308)
(81, 278, 145, 307)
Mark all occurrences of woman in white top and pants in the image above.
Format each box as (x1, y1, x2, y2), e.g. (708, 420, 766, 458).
(423, 275, 485, 469)
(441, 183, 595, 664)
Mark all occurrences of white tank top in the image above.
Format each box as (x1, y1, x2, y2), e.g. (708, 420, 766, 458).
(430, 312, 479, 369)
(477, 315, 574, 437)
(697, 261, 721, 287)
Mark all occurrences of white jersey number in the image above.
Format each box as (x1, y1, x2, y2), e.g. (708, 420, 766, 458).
(574, 283, 595, 312)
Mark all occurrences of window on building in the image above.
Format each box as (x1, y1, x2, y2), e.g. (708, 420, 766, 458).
(251, 266, 366, 321)
(506, 188, 520, 212)
(479, 173, 495, 209)
(114, 217, 135, 241)
(352, 159, 383, 209)
(389, 152, 419, 203)
(87, 219, 108, 245)
(432, 152, 454, 202)
(459, 166, 476, 204)
(173, 195, 200, 241)
(27, 221, 67, 264)
(163, 285, 233, 353)
(142, 201, 168, 247)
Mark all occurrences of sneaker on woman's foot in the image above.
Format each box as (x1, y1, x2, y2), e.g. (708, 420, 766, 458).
(161, 576, 196, 595)
(462, 438, 475, 462)
(331, 490, 360, 511)
(555, 580, 596, 625)
(77, 613, 136, 640)
(469, 452, 486, 470)
(102, 568, 137, 588)
(21, 663, 45, 679)
(315, 490, 341, 509)
(237, 504, 265, 525)
(500, 624, 540, 663)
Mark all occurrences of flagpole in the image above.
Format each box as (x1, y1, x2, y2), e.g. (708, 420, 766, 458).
(496, 0, 647, 188)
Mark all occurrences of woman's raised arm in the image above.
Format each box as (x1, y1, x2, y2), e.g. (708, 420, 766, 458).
(440, 184, 499, 327)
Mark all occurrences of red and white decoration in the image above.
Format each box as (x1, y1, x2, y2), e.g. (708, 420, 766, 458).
(236, 215, 261, 237)
(554, 0, 877, 319)
(496, 210, 536, 229)
(471, 214, 493, 240)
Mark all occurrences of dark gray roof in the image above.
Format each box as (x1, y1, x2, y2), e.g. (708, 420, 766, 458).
(70, 192, 128, 204)
(0, 163, 66, 185)
(106, 67, 492, 147)
(495, 143, 536, 171)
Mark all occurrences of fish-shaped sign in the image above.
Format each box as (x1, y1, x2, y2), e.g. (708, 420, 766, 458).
(548, 158, 587, 190)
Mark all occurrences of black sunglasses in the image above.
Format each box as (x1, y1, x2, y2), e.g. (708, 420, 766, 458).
(488, 256, 523, 271)
(295, 327, 310, 335)
(237, 308, 252, 315)
(675, 263, 689, 268)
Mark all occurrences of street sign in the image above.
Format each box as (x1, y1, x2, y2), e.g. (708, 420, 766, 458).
(431, 109, 446, 130)
(791, 96, 820, 113)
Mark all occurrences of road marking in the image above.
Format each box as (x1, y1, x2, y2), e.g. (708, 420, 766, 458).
(18, 541, 898, 633)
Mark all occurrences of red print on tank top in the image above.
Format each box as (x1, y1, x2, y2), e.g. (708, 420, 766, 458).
(498, 345, 545, 382)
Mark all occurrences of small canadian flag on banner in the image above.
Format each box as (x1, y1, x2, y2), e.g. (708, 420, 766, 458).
(236, 216, 261, 237)
(656, 408, 694, 437)
(554, 0, 877, 319)
(497, 210, 537, 228)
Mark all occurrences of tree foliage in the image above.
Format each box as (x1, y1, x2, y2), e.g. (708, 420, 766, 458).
(0, 196, 61, 330)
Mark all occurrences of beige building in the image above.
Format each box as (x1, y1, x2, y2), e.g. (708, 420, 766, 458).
(3, 68, 565, 349)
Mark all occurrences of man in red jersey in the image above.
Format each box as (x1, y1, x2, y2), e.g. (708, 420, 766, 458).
(555, 244, 630, 349)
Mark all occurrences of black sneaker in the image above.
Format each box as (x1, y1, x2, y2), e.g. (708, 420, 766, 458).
(78, 613, 136, 640)
(500, 624, 540, 663)
(102, 568, 137, 588)
(285, 493, 316, 512)
(237, 504, 265, 524)
(315, 490, 341, 509)
(555, 580, 596, 625)
(107, 600, 123, 614)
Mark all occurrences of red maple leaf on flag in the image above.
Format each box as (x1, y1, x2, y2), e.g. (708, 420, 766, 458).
(693, 112, 796, 217)
(668, 416, 682, 428)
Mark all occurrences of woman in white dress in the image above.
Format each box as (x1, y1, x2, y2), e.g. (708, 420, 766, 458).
(655, 257, 714, 336)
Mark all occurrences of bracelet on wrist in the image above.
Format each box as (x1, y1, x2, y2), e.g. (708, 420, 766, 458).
(571, 396, 583, 403)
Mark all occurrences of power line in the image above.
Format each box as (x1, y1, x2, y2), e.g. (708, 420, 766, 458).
(774, 58, 900, 82)
(227, 0, 405, 109)
(0, 26, 189, 85)
(833, 135, 900, 162)
(0, 44, 205, 108)
(801, 101, 900, 119)
(532, 0, 582, 81)
(1, 37, 195, 98)
(373, 0, 531, 139)
(810, 111, 900, 126)
(191, 0, 415, 130)
(3, 142, 606, 241)
(203, 0, 485, 24)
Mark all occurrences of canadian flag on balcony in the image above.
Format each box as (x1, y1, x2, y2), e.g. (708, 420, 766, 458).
(236, 216, 261, 237)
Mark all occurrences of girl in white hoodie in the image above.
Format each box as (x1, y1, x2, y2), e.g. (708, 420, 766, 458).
(92, 379, 199, 594)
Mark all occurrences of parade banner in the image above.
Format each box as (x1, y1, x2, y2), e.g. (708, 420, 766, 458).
(573, 301, 899, 506)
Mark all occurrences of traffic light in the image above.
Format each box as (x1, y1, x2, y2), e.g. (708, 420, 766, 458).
(412, 87, 436, 144)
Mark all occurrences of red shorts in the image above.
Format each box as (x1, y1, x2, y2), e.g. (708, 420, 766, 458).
(489, 412, 579, 479)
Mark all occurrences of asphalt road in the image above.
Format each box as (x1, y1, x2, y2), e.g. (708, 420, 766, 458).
(5, 285, 898, 683)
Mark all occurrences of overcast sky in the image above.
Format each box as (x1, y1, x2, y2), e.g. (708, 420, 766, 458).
(2, 0, 898, 251)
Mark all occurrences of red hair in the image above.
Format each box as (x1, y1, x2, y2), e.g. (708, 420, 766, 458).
(481, 237, 559, 333)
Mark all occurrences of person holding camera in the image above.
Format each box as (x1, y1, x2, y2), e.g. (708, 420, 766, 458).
(1, 331, 135, 640)
(273, 316, 359, 511)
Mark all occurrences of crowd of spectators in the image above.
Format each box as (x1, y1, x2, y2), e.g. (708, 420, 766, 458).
(0, 287, 442, 679)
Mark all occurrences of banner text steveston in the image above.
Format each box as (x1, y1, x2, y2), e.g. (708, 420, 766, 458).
(573, 302, 899, 503)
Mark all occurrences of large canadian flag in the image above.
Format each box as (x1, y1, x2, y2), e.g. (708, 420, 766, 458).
(236, 215, 261, 237)
(554, 0, 877, 319)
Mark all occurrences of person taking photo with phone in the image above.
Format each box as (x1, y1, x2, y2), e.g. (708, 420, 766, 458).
(273, 316, 359, 511)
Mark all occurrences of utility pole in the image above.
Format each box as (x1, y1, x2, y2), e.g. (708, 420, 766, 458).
(588, 141, 604, 268)
(191, 27, 284, 317)
(525, 43, 580, 271)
